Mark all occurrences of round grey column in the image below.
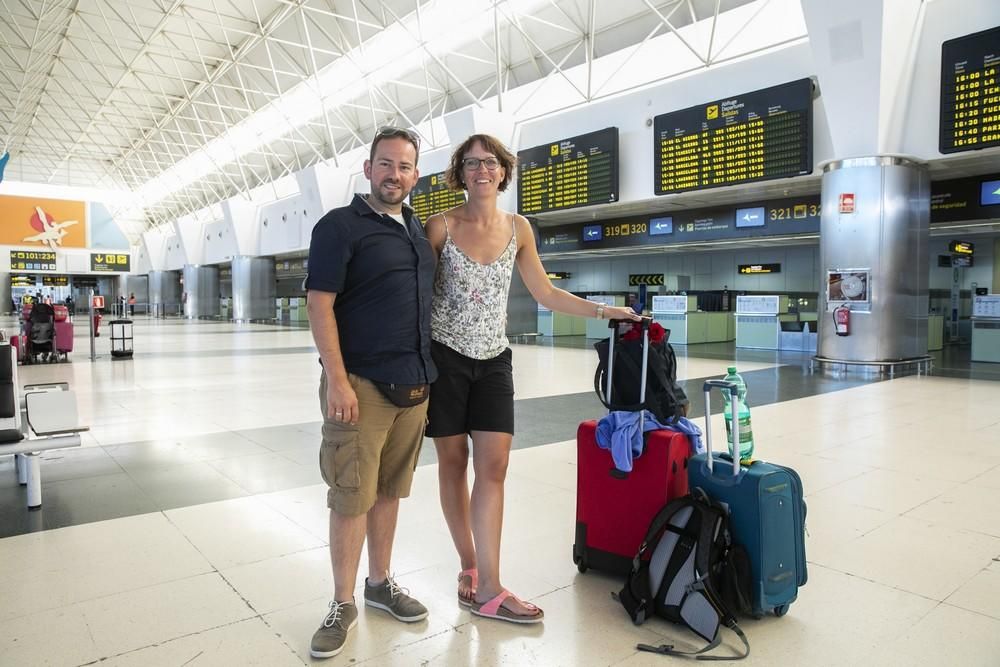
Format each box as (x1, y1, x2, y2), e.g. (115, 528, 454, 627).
(181, 265, 220, 319)
(231, 256, 276, 321)
(817, 156, 930, 363)
(148, 270, 181, 313)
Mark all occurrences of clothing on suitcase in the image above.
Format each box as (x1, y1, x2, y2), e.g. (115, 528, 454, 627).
(574, 319, 694, 576)
(618, 489, 751, 660)
(687, 380, 807, 618)
(55, 321, 74, 354)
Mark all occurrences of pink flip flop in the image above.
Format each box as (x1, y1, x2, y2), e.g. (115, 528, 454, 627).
(469, 589, 544, 624)
(457, 568, 478, 607)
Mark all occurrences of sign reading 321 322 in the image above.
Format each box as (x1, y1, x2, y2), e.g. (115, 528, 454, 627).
(90, 253, 130, 272)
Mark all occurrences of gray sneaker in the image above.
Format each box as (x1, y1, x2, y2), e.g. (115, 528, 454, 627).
(364, 574, 428, 622)
(310, 600, 358, 659)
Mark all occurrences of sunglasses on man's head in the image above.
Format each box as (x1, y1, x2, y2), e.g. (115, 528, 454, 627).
(375, 126, 420, 148)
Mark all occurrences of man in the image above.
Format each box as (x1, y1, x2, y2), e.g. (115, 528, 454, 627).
(305, 127, 436, 660)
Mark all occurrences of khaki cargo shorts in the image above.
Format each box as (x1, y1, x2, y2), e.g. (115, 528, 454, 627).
(318, 371, 428, 516)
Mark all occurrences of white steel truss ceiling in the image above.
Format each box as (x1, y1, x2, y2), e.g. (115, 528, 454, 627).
(0, 0, 767, 233)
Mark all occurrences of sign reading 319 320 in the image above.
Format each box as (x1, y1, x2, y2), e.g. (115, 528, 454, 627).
(940, 26, 1000, 153)
(654, 78, 813, 195)
(517, 127, 619, 214)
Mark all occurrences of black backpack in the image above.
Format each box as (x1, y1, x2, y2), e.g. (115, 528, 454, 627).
(617, 489, 752, 661)
(594, 321, 688, 423)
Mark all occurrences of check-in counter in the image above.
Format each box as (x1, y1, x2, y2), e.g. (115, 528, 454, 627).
(585, 295, 624, 338)
(736, 295, 790, 350)
(537, 305, 586, 336)
(652, 296, 733, 344)
(971, 296, 1000, 363)
(928, 314, 944, 351)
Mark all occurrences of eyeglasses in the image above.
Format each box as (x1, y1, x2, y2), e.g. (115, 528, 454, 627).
(462, 157, 501, 171)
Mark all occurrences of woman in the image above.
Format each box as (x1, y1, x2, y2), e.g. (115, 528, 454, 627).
(425, 134, 641, 624)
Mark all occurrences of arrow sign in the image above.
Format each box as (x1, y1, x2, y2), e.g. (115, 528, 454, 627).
(587, 229, 599, 237)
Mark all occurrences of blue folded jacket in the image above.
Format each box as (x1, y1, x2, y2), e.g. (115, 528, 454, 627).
(595, 411, 704, 473)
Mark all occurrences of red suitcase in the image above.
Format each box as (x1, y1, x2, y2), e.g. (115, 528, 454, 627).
(573, 320, 691, 576)
(55, 320, 74, 356)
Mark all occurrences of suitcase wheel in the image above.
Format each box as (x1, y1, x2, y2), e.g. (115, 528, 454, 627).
(577, 562, 588, 573)
(774, 604, 789, 618)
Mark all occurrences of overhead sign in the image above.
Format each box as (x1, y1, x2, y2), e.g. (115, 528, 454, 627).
(739, 263, 781, 275)
(42, 275, 69, 286)
(10, 249, 57, 271)
(90, 252, 131, 272)
(10, 275, 34, 287)
(517, 127, 619, 214)
(654, 78, 813, 195)
(939, 26, 1000, 153)
(949, 240, 975, 255)
(649, 217, 673, 236)
(981, 179, 1000, 206)
(629, 274, 664, 286)
(408, 171, 466, 222)
(735, 207, 765, 228)
(538, 195, 821, 254)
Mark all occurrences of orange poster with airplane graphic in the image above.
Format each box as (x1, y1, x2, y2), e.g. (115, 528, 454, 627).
(0, 194, 87, 250)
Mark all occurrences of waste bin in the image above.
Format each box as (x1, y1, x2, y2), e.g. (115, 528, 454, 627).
(110, 319, 133, 359)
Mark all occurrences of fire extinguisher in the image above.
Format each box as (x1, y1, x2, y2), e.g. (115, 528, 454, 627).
(833, 304, 851, 336)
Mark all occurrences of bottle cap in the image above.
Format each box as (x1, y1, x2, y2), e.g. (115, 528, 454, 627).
(727, 366, 737, 374)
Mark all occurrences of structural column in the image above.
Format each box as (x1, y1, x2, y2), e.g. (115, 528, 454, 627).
(148, 270, 181, 315)
(231, 256, 275, 321)
(817, 157, 930, 362)
(181, 265, 220, 319)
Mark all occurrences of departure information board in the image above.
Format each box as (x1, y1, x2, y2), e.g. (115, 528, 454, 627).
(408, 172, 465, 222)
(654, 78, 813, 195)
(517, 127, 619, 214)
(940, 26, 1000, 153)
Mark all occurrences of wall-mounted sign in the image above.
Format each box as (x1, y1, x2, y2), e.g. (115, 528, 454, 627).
(42, 275, 69, 286)
(90, 253, 130, 272)
(982, 179, 1000, 206)
(827, 269, 871, 310)
(952, 255, 974, 267)
(73, 276, 98, 288)
(734, 207, 766, 228)
(582, 224, 603, 242)
(649, 217, 673, 236)
(839, 193, 855, 213)
(91, 295, 105, 309)
(10, 250, 56, 271)
(949, 240, 975, 255)
(629, 274, 664, 286)
(10, 275, 35, 287)
(739, 263, 781, 275)
(0, 195, 87, 250)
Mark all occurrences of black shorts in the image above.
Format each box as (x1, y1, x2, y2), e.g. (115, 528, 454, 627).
(425, 341, 515, 437)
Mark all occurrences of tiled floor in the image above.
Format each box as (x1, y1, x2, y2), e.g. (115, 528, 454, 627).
(1, 315, 999, 665)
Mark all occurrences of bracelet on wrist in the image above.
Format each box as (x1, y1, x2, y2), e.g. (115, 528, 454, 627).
(596, 303, 605, 320)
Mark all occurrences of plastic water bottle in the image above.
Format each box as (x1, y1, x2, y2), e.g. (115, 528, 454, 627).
(722, 366, 754, 462)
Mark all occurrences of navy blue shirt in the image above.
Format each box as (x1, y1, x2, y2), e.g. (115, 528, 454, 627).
(305, 194, 437, 385)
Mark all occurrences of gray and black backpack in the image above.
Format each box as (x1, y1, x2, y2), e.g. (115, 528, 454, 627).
(617, 489, 752, 661)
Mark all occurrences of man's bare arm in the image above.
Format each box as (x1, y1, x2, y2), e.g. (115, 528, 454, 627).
(307, 290, 358, 423)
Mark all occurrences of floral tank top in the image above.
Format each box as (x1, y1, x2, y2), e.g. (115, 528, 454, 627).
(431, 214, 517, 360)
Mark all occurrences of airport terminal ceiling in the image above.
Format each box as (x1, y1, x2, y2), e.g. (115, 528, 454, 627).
(0, 0, 760, 236)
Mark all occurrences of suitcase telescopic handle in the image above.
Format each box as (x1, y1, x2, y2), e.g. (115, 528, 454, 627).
(606, 318, 650, 432)
(702, 380, 740, 477)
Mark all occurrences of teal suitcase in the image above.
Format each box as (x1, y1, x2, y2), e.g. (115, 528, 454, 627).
(687, 380, 807, 617)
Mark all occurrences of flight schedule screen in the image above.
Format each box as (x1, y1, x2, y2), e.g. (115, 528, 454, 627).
(517, 127, 619, 214)
(408, 172, 466, 222)
(654, 78, 813, 195)
(940, 26, 1000, 153)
